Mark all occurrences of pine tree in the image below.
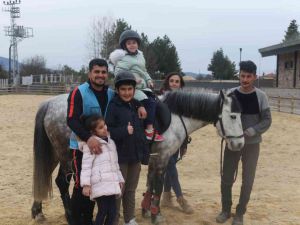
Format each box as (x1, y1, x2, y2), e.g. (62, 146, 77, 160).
(207, 48, 236, 80)
(99, 19, 181, 78)
(150, 35, 181, 77)
(140, 33, 158, 76)
(283, 19, 300, 42)
(100, 19, 131, 59)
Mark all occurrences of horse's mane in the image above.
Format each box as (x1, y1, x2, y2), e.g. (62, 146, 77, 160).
(163, 89, 220, 122)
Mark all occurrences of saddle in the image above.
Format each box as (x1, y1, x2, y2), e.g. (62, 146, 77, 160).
(154, 99, 171, 134)
(153, 93, 191, 161)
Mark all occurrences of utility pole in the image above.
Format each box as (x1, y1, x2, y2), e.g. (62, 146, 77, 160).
(3, 0, 33, 86)
(239, 48, 242, 64)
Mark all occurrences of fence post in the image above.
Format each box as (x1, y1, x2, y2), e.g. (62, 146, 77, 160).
(277, 96, 281, 112)
(291, 97, 294, 114)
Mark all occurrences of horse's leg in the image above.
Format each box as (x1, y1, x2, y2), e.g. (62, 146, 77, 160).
(55, 164, 73, 225)
(150, 166, 165, 225)
(31, 157, 59, 222)
(141, 157, 156, 218)
(142, 153, 166, 225)
(31, 201, 45, 222)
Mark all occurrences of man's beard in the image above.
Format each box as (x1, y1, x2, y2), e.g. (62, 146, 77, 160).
(91, 79, 105, 87)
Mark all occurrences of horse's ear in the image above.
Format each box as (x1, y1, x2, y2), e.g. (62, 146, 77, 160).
(219, 89, 225, 100)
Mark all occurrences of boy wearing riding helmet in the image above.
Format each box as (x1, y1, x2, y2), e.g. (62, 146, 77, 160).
(105, 71, 149, 225)
(109, 30, 164, 142)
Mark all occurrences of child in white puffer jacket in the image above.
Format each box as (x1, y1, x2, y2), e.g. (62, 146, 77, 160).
(79, 115, 124, 225)
(109, 29, 164, 142)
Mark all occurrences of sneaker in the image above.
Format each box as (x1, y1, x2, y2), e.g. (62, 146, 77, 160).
(216, 211, 231, 223)
(124, 218, 138, 225)
(232, 214, 243, 225)
(154, 131, 164, 142)
(145, 129, 155, 140)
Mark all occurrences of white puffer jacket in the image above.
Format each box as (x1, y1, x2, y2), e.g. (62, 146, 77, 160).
(79, 137, 124, 200)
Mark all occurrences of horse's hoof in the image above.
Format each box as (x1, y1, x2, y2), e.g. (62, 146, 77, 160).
(151, 213, 165, 225)
(142, 208, 151, 218)
(34, 213, 46, 223)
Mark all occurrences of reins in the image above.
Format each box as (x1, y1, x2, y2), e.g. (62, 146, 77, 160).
(216, 93, 242, 185)
(178, 115, 192, 161)
(219, 138, 239, 185)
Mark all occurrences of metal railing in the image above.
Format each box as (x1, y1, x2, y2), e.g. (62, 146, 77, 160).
(0, 84, 71, 95)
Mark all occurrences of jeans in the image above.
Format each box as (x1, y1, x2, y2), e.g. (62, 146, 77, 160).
(141, 97, 156, 126)
(164, 151, 183, 197)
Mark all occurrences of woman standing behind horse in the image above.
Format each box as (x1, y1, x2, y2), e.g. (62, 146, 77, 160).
(160, 72, 194, 214)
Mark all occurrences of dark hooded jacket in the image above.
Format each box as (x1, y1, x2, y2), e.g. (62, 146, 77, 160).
(105, 95, 148, 164)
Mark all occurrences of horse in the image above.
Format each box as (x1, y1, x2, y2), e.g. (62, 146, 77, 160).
(141, 89, 244, 224)
(31, 89, 244, 225)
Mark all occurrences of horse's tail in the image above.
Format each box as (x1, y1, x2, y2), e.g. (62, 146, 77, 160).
(33, 101, 54, 201)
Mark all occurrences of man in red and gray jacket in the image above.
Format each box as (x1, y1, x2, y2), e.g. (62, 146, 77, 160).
(67, 58, 146, 225)
(67, 58, 114, 225)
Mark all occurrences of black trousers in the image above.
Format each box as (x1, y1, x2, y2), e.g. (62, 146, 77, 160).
(95, 195, 117, 225)
(221, 143, 260, 215)
(70, 149, 95, 225)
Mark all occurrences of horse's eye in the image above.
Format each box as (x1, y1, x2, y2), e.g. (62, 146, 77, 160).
(230, 115, 236, 119)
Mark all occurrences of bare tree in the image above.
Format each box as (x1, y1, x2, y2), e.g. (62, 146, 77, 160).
(20, 55, 48, 76)
(86, 15, 115, 59)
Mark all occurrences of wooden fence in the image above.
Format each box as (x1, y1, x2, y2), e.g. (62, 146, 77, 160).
(1, 83, 299, 115)
(269, 96, 300, 115)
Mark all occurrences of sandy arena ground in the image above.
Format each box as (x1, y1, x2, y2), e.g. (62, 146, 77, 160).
(0, 94, 299, 225)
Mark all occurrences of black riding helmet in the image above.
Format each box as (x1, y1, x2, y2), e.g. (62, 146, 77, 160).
(119, 30, 141, 50)
(114, 70, 137, 89)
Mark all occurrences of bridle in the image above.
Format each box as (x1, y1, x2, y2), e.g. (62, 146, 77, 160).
(214, 94, 244, 184)
(214, 95, 244, 140)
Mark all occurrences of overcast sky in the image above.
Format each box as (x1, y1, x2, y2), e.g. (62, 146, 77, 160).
(1, 0, 300, 74)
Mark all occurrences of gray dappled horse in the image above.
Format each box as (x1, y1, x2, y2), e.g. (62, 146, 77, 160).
(141, 90, 244, 224)
(31, 89, 244, 225)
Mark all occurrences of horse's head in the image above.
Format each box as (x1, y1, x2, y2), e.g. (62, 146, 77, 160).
(215, 90, 244, 151)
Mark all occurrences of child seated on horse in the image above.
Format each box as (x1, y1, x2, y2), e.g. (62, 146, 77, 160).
(79, 114, 124, 225)
(109, 29, 164, 142)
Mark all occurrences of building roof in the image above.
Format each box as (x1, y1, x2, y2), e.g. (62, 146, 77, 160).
(182, 75, 196, 80)
(259, 39, 300, 57)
